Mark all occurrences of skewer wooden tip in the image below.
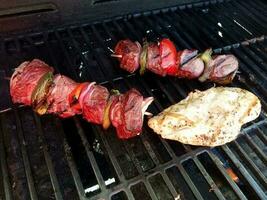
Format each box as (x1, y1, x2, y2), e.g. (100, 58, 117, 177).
(144, 112, 153, 116)
(4, 77, 10, 80)
(111, 54, 122, 58)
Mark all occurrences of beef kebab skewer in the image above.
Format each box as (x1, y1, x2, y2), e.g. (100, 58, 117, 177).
(111, 39, 239, 85)
(10, 59, 154, 139)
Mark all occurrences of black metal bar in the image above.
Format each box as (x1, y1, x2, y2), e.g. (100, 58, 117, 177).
(142, 181, 158, 199)
(241, 1, 267, 24)
(54, 118, 86, 200)
(176, 9, 225, 47)
(232, 141, 267, 188)
(124, 76, 177, 159)
(196, 10, 240, 46)
(255, 127, 267, 145)
(159, 172, 179, 198)
(221, 145, 267, 199)
(192, 158, 226, 200)
(166, 11, 207, 49)
(12, 110, 38, 200)
(176, 164, 204, 200)
(238, 47, 267, 79)
(0, 121, 12, 200)
(54, 31, 79, 80)
(43, 32, 60, 72)
(138, 129, 161, 165)
(151, 79, 192, 152)
(72, 117, 107, 191)
(123, 20, 143, 42)
(243, 133, 267, 165)
(206, 151, 248, 200)
(221, 2, 264, 37)
(66, 28, 94, 80)
(93, 126, 126, 182)
(249, 43, 267, 65)
(144, 14, 192, 49)
(33, 113, 64, 200)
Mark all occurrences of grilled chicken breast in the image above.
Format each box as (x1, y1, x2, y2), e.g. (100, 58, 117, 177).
(148, 87, 261, 146)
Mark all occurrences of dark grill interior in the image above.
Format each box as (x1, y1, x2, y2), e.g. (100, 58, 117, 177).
(1, 0, 267, 199)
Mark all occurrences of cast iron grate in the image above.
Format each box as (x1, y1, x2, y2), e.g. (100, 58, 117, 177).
(0, 0, 267, 199)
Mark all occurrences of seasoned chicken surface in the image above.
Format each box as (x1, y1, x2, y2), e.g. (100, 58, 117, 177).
(148, 87, 261, 146)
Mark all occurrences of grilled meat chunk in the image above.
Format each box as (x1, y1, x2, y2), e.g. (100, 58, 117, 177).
(46, 75, 79, 118)
(114, 39, 142, 73)
(199, 54, 239, 84)
(10, 59, 54, 108)
(80, 84, 110, 124)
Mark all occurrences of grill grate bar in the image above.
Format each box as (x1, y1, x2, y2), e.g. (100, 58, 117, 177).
(150, 13, 197, 49)
(239, 45, 267, 76)
(63, 139, 86, 200)
(206, 151, 248, 200)
(235, 48, 267, 83)
(192, 157, 226, 200)
(198, 10, 240, 47)
(58, 128, 86, 199)
(79, 27, 109, 81)
(168, 12, 206, 49)
(73, 117, 107, 191)
(42, 33, 89, 199)
(245, 0, 267, 21)
(159, 172, 179, 198)
(221, 145, 267, 199)
(250, 43, 267, 67)
(236, 1, 267, 29)
(0, 120, 12, 200)
(221, 3, 262, 36)
(177, 164, 204, 200)
(12, 109, 38, 200)
(83, 135, 207, 199)
(66, 29, 94, 81)
(213, 4, 253, 39)
(54, 31, 79, 80)
(33, 113, 64, 200)
(243, 133, 267, 165)
(125, 76, 177, 159)
(137, 129, 161, 166)
(142, 180, 159, 200)
(173, 11, 220, 48)
(93, 126, 127, 182)
(90, 25, 120, 81)
(124, 79, 173, 165)
(232, 140, 267, 187)
(42, 32, 61, 73)
(153, 79, 192, 152)
(255, 127, 267, 145)
(120, 141, 145, 175)
(123, 20, 143, 42)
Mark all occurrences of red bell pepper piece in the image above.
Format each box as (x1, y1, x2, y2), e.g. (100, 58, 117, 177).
(159, 38, 178, 76)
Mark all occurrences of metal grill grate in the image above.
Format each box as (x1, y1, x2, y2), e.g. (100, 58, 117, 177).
(0, 0, 267, 199)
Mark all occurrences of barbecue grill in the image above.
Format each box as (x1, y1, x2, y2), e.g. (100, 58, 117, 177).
(0, 0, 267, 199)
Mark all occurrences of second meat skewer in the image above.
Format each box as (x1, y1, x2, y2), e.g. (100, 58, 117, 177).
(112, 38, 239, 84)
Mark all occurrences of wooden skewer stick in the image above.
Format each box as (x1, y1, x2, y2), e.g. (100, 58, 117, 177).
(3, 77, 10, 80)
(144, 112, 153, 116)
(111, 54, 122, 58)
